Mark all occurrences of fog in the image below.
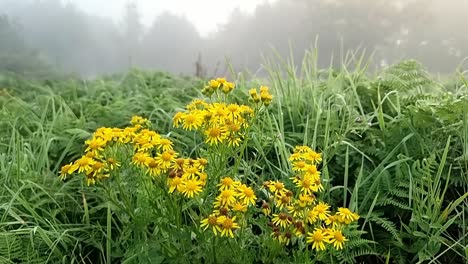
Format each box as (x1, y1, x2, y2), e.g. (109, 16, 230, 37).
(1, 0, 467, 77)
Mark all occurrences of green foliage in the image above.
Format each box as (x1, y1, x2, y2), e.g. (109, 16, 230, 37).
(1, 56, 467, 264)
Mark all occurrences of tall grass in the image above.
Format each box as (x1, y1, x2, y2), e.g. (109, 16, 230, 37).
(0, 52, 467, 263)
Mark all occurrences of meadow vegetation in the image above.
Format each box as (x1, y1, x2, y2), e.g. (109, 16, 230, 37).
(0, 54, 467, 263)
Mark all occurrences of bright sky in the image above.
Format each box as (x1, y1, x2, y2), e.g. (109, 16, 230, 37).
(68, 0, 277, 36)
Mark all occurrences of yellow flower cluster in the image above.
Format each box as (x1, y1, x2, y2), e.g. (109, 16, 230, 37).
(201, 77, 235, 96)
(166, 158, 208, 198)
(249, 85, 273, 106)
(59, 116, 208, 198)
(262, 146, 359, 251)
(59, 122, 139, 185)
(200, 177, 257, 238)
(173, 99, 254, 147)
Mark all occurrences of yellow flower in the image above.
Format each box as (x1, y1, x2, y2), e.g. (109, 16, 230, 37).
(259, 85, 269, 93)
(84, 137, 106, 155)
(298, 193, 315, 207)
(214, 189, 237, 208)
(105, 158, 121, 171)
(287, 203, 305, 218)
(275, 193, 293, 209)
(288, 152, 302, 161)
(89, 161, 105, 175)
(145, 158, 161, 177)
(133, 135, 154, 152)
(155, 150, 177, 170)
(85, 173, 96, 186)
(197, 172, 207, 186)
(94, 127, 113, 142)
(132, 152, 150, 167)
(194, 158, 208, 170)
(295, 175, 316, 195)
(172, 158, 187, 170)
(272, 213, 292, 228)
(279, 232, 292, 245)
(222, 81, 235, 93)
(267, 181, 287, 196)
(218, 216, 240, 238)
(307, 209, 319, 224)
(59, 163, 76, 180)
(306, 228, 328, 251)
(182, 111, 203, 130)
(172, 112, 184, 127)
(329, 229, 347, 250)
(73, 156, 96, 173)
(305, 151, 322, 164)
(292, 220, 305, 237)
(337, 208, 360, 224)
(167, 176, 183, 193)
(155, 138, 173, 151)
(313, 202, 331, 221)
(216, 77, 226, 84)
(292, 160, 307, 172)
(204, 125, 228, 145)
(227, 135, 242, 147)
(209, 79, 221, 89)
(182, 164, 201, 178)
(249, 88, 260, 102)
(226, 104, 242, 118)
(304, 164, 320, 179)
(217, 177, 238, 190)
(232, 201, 248, 213)
(261, 201, 271, 215)
(237, 184, 256, 206)
(130, 116, 149, 126)
(294, 145, 312, 153)
(187, 99, 208, 110)
(180, 178, 203, 198)
(200, 214, 222, 235)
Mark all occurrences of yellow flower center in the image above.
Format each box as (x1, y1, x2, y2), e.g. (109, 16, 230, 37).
(221, 190, 233, 199)
(185, 180, 197, 191)
(78, 158, 90, 166)
(243, 188, 254, 197)
(61, 165, 71, 174)
(313, 231, 323, 242)
(334, 232, 345, 242)
(227, 105, 238, 112)
(185, 114, 196, 124)
(185, 167, 198, 174)
(161, 152, 173, 161)
(296, 161, 306, 168)
(89, 141, 100, 149)
(274, 182, 284, 190)
(229, 124, 240, 132)
(148, 160, 158, 168)
(222, 177, 233, 186)
(307, 165, 317, 173)
(222, 218, 234, 229)
(159, 138, 172, 146)
(175, 158, 185, 166)
(171, 177, 182, 186)
(302, 179, 311, 188)
(278, 213, 288, 220)
(208, 216, 218, 225)
(209, 127, 222, 138)
(92, 162, 103, 170)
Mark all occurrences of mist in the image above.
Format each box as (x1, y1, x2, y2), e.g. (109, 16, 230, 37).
(1, 0, 467, 77)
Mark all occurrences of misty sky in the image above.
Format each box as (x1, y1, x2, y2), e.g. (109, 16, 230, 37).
(66, 0, 277, 36)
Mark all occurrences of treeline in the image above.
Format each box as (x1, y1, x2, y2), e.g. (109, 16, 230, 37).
(0, 0, 467, 77)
